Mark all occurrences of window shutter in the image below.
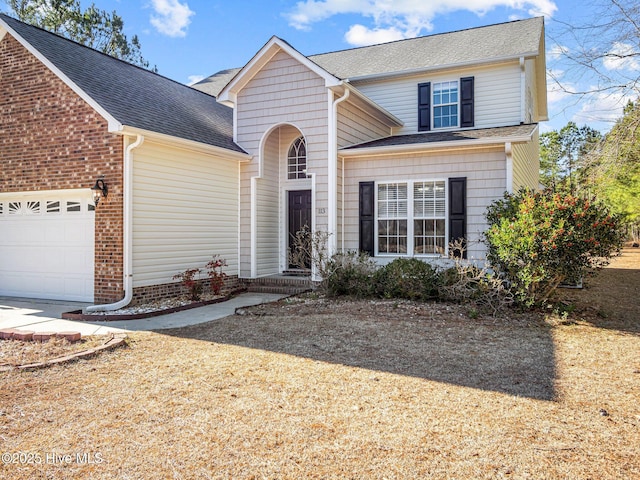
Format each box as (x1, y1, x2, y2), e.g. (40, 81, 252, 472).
(359, 181, 375, 255)
(418, 82, 431, 131)
(448, 177, 467, 258)
(460, 76, 474, 128)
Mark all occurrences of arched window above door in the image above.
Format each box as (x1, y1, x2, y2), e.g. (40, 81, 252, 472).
(287, 136, 307, 180)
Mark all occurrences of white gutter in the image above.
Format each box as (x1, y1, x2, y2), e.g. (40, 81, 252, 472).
(84, 134, 144, 313)
(338, 133, 535, 158)
(327, 88, 350, 256)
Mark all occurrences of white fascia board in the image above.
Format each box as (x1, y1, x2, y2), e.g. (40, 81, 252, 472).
(0, 188, 90, 199)
(0, 19, 122, 132)
(346, 53, 537, 83)
(338, 133, 534, 158)
(217, 36, 341, 105)
(119, 126, 253, 161)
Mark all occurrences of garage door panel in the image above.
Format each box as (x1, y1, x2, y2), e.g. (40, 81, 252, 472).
(44, 223, 66, 242)
(0, 192, 94, 302)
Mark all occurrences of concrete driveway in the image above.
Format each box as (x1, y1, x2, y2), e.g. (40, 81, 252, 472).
(0, 293, 286, 336)
(0, 297, 124, 336)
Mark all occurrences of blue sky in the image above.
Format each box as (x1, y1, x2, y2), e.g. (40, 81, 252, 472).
(4, 0, 636, 132)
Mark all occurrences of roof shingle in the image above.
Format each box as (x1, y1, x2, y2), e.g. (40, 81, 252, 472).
(0, 14, 244, 153)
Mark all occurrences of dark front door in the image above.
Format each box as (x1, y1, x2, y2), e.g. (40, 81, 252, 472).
(288, 190, 312, 269)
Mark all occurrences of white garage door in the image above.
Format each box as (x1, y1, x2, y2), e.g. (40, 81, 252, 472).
(0, 190, 95, 302)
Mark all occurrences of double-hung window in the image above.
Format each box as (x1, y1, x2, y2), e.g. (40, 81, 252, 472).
(418, 77, 474, 131)
(432, 81, 458, 129)
(413, 181, 446, 254)
(377, 180, 446, 256)
(377, 183, 408, 254)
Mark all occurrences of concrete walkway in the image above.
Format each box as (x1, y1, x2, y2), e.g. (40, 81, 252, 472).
(0, 293, 286, 336)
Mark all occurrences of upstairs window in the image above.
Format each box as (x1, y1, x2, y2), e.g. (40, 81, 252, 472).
(287, 136, 307, 180)
(418, 77, 474, 131)
(433, 81, 458, 129)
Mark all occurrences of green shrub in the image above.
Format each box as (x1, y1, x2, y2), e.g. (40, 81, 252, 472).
(324, 251, 376, 297)
(484, 189, 624, 307)
(373, 257, 440, 301)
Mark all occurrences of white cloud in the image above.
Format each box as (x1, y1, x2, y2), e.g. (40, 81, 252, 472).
(344, 24, 406, 46)
(150, 0, 194, 38)
(546, 69, 573, 104)
(547, 45, 569, 61)
(602, 42, 640, 71)
(573, 90, 633, 125)
(187, 75, 205, 86)
(285, 0, 558, 46)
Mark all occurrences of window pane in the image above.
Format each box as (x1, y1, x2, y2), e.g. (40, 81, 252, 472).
(287, 136, 307, 179)
(66, 201, 81, 212)
(378, 183, 407, 220)
(413, 181, 446, 256)
(46, 201, 60, 213)
(433, 81, 459, 129)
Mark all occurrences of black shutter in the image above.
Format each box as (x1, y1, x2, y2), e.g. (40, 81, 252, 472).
(359, 181, 375, 256)
(460, 76, 474, 128)
(448, 177, 467, 258)
(418, 82, 431, 131)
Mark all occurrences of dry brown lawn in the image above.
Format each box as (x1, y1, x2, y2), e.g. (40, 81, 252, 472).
(1, 250, 639, 479)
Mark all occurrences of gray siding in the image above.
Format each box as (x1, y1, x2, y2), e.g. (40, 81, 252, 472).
(353, 61, 522, 135)
(132, 141, 240, 287)
(341, 147, 507, 260)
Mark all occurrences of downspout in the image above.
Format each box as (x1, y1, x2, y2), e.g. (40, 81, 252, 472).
(520, 57, 526, 124)
(505, 142, 514, 194)
(341, 155, 345, 252)
(328, 87, 350, 256)
(84, 134, 144, 313)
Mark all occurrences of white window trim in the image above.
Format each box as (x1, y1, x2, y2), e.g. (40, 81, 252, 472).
(432, 80, 459, 130)
(374, 179, 449, 258)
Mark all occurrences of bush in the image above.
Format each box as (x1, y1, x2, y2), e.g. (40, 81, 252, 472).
(206, 255, 228, 295)
(324, 251, 376, 297)
(484, 189, 624, 307)
(438, 262, 514, 316)
(173, 268, 203, 301)
(373, 257, 440, 301)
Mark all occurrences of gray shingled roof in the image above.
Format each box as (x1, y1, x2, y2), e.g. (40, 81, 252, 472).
(0, 14, 244, 153)
(194, 17, 543, 97)
(192, 68, 241, 97)
(341, 124, 538, 151)
(309, 17, 544, 80)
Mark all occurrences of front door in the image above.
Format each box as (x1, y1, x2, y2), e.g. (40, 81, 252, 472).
(288, 190, 312, 269)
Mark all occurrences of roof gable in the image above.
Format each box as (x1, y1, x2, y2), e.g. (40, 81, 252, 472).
(216, 36, 341, 107)
(0, 14, 244, 153)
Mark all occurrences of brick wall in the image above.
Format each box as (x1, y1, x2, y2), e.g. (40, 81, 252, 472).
(131, 276, 244, 305)
(0, 34, 124, 303)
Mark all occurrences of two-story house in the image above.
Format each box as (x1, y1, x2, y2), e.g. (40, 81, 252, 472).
(0, 14, 547, 307)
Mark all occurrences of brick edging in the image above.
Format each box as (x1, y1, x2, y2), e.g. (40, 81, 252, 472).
(0, 334, 128, 372)
(61, 288, 248, 322)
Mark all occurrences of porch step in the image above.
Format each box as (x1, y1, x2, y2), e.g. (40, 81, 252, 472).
(245, 275, 313, 295)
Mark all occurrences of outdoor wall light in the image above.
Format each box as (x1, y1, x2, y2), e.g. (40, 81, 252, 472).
(91, 176, 108, 206)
